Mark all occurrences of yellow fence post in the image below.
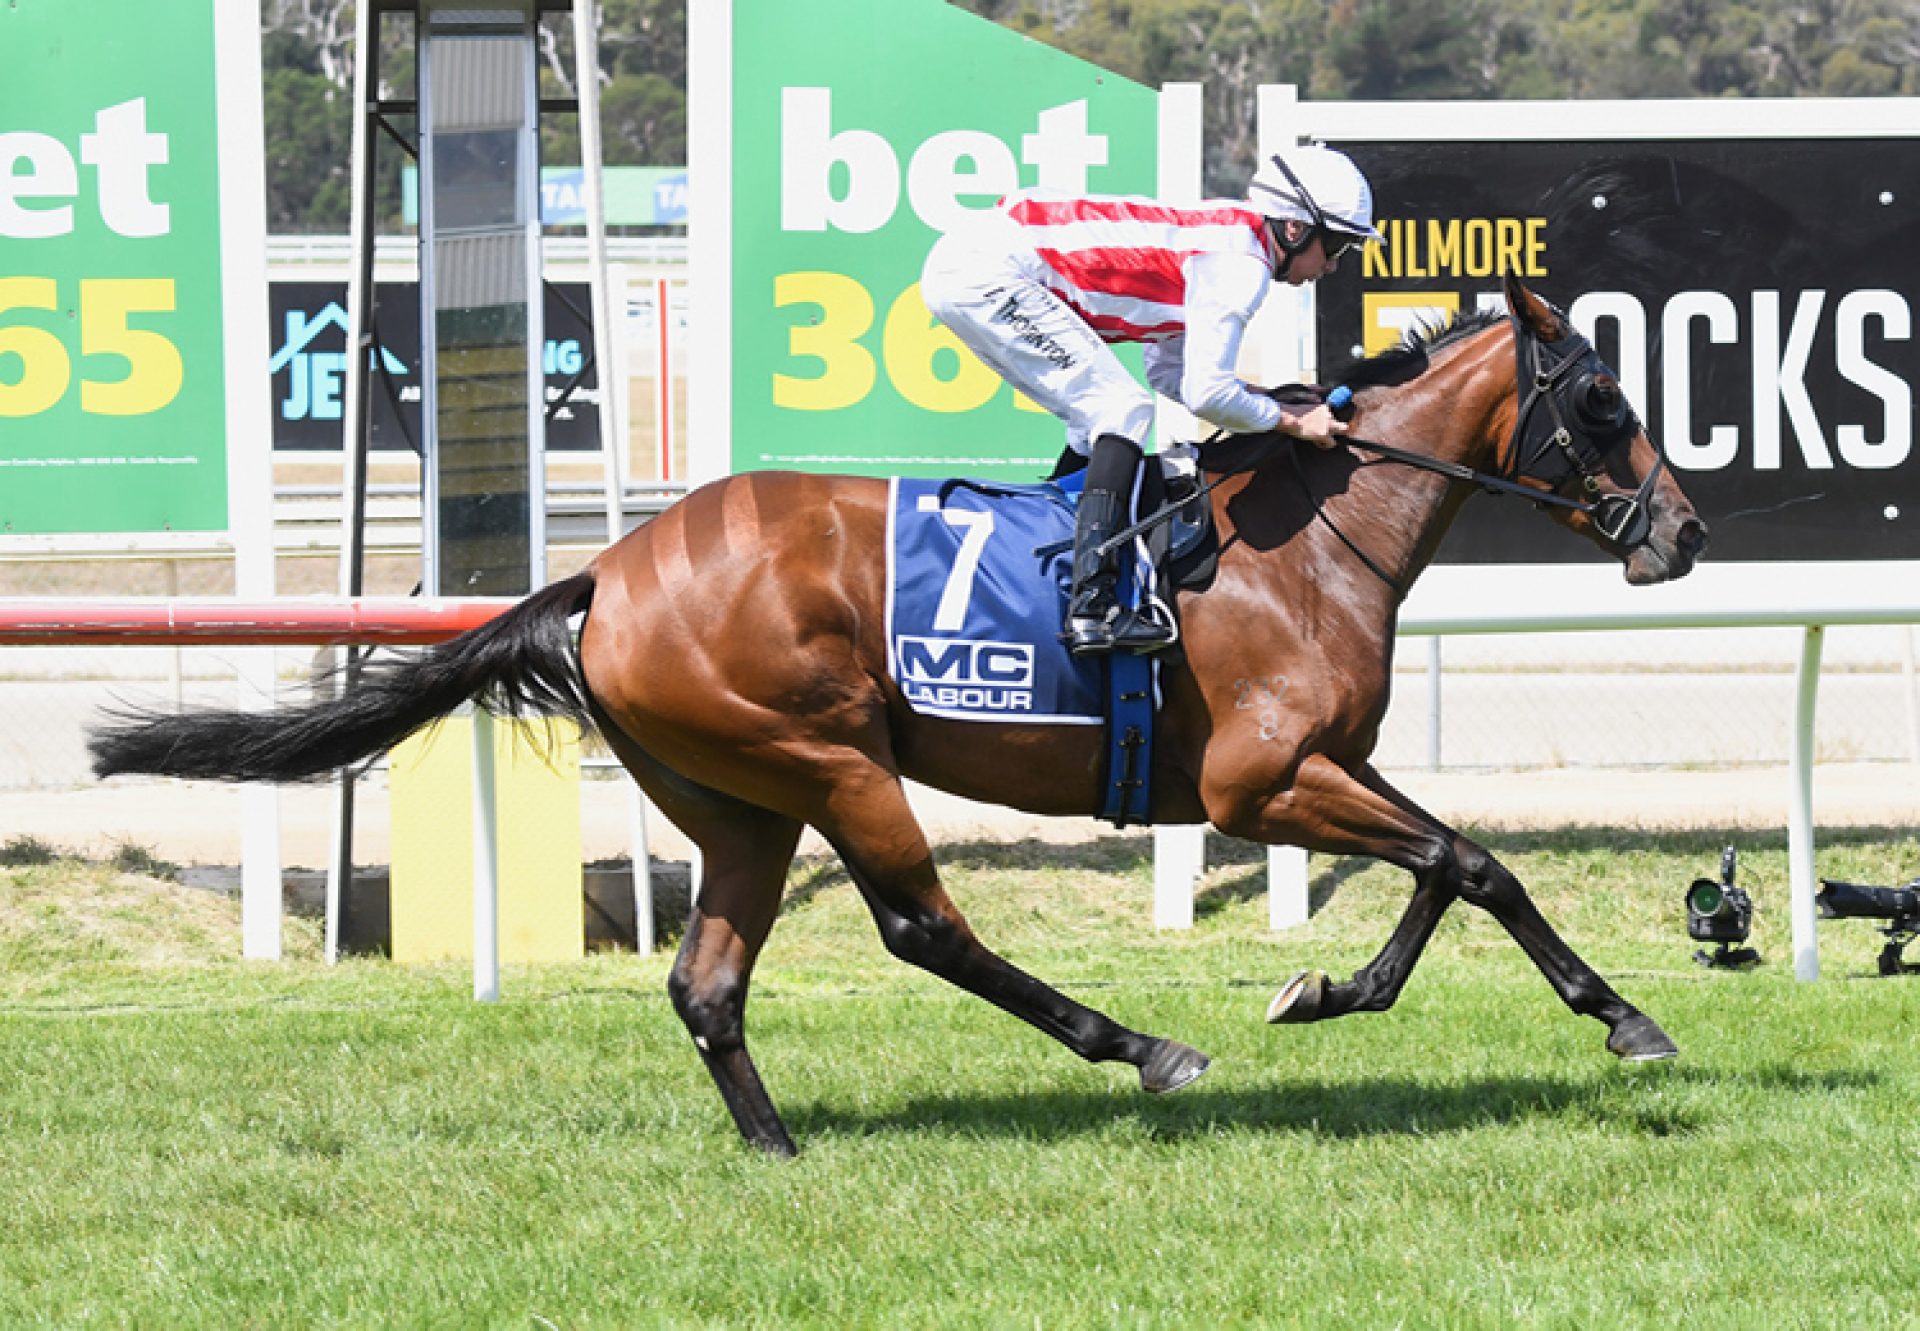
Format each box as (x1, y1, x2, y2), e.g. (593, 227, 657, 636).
(389, 713, 584, 965)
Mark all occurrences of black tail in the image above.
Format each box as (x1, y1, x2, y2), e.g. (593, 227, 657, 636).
(89, 572, 598, 783)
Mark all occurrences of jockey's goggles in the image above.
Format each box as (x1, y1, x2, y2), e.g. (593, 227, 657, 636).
(1318, 228, 1360, 262)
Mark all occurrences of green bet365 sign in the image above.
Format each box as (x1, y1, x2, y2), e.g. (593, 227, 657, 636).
(1, 0, 229, 534)
(731, 0, 1156, 479)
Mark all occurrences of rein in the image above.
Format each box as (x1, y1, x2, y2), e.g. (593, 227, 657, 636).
(1098, 315, 1667, 592)
(1093, 425, 1577, 592)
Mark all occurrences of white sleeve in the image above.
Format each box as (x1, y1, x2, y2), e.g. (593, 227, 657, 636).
(1142, 338, 1186, 401)
(1177, 252, 1282, 434)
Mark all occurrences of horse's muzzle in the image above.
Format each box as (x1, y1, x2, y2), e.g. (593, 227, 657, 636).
(1626, 514, 1709, 585)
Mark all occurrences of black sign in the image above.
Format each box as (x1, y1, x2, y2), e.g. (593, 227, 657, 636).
(267, 281, 602, 452)
(1317, 139, 1918, 563)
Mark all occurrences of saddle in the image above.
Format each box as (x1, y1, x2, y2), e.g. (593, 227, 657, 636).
(1049, 382, 1337, 635)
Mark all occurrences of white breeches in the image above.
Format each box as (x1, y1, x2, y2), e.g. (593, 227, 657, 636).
(920, 219, 1156, 456)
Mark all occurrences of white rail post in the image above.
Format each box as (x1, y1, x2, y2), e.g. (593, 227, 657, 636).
(1142, 81, 1208, 931)
(575, 0, 625, 547)
(654, 276, 677, 482)
(1268, 846, 1310, 929)
(1904, 625, 1918, 764)
(472, 705, 501, 1002)
(685, 0, 731, 488)
(1426, 636, 1443, 770)
(1153, 825, 1204, 928)
(628, 786, 655, 953)
(215, 2, 282, 961)
(1789, 624, 1825, 982)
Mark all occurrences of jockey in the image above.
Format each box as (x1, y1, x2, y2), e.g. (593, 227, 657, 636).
(920, 144, 1384, 656)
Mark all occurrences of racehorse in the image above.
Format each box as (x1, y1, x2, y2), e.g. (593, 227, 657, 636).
(91, 276, 1708, 1157)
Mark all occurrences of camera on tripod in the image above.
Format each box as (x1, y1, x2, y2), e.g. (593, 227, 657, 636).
(1815, 877, 1920, 976)
(1685, 846, 1760, 969)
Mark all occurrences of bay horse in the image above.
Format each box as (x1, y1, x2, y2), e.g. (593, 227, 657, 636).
(91, 275, 1708, 1156)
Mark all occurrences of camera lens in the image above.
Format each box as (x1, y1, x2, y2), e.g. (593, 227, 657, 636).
(1687, 880, 1726, 917)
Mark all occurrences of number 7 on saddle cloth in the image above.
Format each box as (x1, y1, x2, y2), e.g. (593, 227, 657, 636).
(884, 476, 1162, 727)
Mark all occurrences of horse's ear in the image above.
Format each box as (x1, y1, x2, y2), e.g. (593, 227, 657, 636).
(1502, 273, 1567, 340)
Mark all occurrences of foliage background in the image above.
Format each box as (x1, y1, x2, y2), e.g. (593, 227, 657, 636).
(259, 0, 1918, 231)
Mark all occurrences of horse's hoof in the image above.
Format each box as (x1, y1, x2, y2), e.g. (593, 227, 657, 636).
(1607, 1013, 1679, 1063)
(1140, 1039, 1210, 1094)
(1265, 970, 1328, 1024)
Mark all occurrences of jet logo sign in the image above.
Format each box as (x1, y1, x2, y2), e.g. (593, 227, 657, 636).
(266, 282, 602, 452)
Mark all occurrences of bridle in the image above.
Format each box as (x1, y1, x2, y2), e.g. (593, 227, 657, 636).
(1096, 310, 1670, 596)
(1294, 312, 1667, 591)
(1504, 316, 1662, 549)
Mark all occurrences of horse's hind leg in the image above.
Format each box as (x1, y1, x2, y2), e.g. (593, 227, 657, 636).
(824, 771, 1209, 1094)
(668, 807, 807, 1155)
(597, 723, 806, 1155)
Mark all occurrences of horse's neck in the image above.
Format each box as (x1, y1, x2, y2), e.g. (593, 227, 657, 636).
(1312, 332, 1510, 599)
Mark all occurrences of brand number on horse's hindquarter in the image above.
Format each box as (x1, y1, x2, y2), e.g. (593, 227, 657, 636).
(1234, 676, 1290, 708)
(1234, 676, 1290, 741)
(917, 495, 996, 631)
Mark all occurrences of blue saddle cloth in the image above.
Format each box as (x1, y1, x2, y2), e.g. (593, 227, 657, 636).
(886, 476, 1159, 825)
(887, 477, 1098, 724)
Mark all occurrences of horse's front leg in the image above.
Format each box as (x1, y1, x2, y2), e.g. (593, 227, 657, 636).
(1445, 830, 1677, 1061)
(1217, 756, 1675, 1062)
(1218, 756, 1459, 1023)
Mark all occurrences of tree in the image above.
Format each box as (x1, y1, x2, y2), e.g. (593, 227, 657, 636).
(542, 0, 688, 166)
(1316, 0, 1497, 100)
(262, 0, 355, 84)
(260, 0, 422, 231)
(1486, 1, 1693, 100)
(260, 26, 354, 230)
(256, 0, 1912, 233)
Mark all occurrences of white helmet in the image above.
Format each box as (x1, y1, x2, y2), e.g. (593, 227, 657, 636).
(1248, 144, 1384, 244)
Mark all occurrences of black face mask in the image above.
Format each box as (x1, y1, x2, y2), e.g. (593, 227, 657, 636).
(1508, 317, 1664, 551)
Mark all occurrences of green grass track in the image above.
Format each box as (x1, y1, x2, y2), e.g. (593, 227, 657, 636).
(4, 826, 1918, 1328)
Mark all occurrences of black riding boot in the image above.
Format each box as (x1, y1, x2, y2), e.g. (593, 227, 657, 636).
(1066, 434, 1176, 657)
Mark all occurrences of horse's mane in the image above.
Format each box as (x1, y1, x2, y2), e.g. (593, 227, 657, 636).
(1326, 306, 1506, 392)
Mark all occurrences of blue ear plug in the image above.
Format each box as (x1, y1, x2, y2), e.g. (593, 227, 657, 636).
(1327, 385, 1355, 420)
